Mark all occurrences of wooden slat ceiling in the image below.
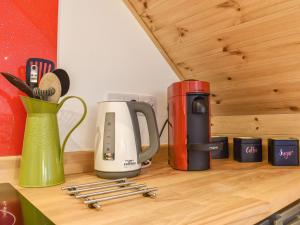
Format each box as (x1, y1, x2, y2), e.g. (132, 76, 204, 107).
(125, 0, 300, 116)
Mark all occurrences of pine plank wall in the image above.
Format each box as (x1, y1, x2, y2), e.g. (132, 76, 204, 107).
(124, 0, 300, 158)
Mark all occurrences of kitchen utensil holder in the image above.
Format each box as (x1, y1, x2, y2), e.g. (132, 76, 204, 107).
(62, 178, 158, 209)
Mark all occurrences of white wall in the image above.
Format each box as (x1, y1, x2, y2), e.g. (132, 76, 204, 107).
(57, 0, 178, 151)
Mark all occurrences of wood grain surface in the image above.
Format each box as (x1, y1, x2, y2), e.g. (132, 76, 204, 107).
(0, 151, 93, 183)
(211, 114, 300, 159)
(124, 0, 300, 116)
(14, 149, 300, 225)
(0, 145, 168, 184)
(124, 0, 300, 146)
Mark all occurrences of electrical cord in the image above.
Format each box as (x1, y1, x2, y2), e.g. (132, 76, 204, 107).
(159, 118, 168, 138)
(141, 160, 152, 168)
(142, 118, 169, 167)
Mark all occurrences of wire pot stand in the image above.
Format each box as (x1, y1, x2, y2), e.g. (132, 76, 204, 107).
(62, 178, 158, 209)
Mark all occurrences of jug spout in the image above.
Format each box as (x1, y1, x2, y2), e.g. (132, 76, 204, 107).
(21, 96, 59, 114)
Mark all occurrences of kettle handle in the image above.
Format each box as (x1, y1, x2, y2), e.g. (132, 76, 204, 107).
(127, 101, 160, 163)
(58, 96, 87, 161)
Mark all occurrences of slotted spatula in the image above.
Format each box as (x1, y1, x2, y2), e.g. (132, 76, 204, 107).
(26, 58, 55, 87)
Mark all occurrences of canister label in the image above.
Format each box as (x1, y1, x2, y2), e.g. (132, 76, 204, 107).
(245, 146, 258, 154)
(279, 149, 294, 159)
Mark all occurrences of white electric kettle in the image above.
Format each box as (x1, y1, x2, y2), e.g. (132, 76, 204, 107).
(94, 101, 160, 179)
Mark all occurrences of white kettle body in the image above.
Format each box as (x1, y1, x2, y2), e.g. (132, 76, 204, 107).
(95, 101, 159, 179)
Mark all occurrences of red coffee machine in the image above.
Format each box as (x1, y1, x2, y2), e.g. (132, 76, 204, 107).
(168, 80, 217, 171)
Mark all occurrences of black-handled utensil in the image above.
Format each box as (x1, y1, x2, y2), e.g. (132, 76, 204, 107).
(52, 68, 70, 96)
(0, 72, 34, 97)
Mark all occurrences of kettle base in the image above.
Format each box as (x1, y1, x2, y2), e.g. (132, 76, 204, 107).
(95, 169, 141, 179)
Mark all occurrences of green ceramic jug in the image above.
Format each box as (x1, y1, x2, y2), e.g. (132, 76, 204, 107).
(19, 96, 87, 187)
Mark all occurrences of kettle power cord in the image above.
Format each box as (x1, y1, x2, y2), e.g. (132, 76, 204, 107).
(159, 119, 168, 138)
(141, 118, 168, 167)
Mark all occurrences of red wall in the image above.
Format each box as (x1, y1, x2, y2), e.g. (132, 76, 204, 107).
(0, 0, 58, 156)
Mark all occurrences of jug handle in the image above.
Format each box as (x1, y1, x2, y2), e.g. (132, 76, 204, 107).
(57, 96, 87, 161)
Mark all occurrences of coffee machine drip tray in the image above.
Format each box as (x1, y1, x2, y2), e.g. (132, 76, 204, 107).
(0, 183, 54, 225)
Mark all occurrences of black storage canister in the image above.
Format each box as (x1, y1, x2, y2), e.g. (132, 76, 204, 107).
(211, 136, 229, 159)
(268, 138, 299, 166)
(234, 137, 262, 162)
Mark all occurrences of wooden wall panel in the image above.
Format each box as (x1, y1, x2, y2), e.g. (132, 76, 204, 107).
(125, 0, 300, 116)
(211, 114, 300, 159)
(211, 114, 300, 137)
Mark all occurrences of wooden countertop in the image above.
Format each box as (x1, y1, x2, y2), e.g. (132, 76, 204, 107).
(14, 153, 300, 225)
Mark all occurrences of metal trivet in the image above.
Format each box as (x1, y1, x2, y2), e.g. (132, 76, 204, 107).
(62, 178, 158, 209)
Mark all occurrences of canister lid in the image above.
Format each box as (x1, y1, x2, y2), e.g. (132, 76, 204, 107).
(211, 136, 228, 142)
(234, 137, 262, 144)
(269, 138, 299, 146)
(269, 137, 298, 141)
